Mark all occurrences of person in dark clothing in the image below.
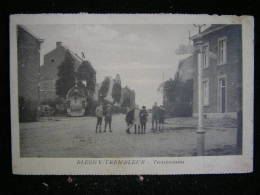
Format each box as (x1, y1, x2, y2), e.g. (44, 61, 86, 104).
(158, 105, 165, 131)
(139, 106, 148, 134)
(151, 102, 159, 131)
(104, 104, 113, 133)
(125, 107, 135, 134)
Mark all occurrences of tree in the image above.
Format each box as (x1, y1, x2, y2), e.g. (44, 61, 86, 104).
(121, 95, 131, 107)
(164, 78, 176, 103)
(76, 60, 96, 96)
(55, 52, 75, 98)
(98, 77, 110, 101)
(163, 76, 193, 117)
(112, 81, 122, 104)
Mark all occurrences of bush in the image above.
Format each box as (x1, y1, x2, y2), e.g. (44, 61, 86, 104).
(40, 98, 67, 116)
(163, 78, 193, 117)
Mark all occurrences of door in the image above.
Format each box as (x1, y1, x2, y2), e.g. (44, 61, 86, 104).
(218, 77, 226, 113)
(71, 96, 82, 111)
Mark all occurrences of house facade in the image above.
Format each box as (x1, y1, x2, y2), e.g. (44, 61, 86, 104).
(192, 25, 242, 118)
(17, 25, 43, 121)
(40, 42, 83, 101)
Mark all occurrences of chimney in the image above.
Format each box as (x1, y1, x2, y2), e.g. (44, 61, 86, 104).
(56, 41, 62, 48)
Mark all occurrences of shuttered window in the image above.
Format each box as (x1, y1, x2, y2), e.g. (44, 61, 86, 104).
(218, 37, 227, 65)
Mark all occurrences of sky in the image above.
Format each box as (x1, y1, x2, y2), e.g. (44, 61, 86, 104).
(26, 24, 199, 108)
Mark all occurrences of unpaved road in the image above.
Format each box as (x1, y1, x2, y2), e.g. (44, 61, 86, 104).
(20, 114, 238, 157)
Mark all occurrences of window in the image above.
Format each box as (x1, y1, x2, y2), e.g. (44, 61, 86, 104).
(202, 43, 209, 69)
(202, 79, 209, 106)
(218, 37, 227, 65)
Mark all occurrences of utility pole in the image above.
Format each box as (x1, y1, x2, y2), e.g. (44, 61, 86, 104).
(193, 24, 206, 156)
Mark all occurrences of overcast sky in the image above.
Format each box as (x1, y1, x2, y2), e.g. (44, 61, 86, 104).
(26, 24, 198, 108)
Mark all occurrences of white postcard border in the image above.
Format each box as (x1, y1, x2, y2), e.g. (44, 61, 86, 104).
(10, 14, 254, 175)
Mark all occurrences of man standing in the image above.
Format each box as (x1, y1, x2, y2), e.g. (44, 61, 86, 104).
(139, 106, 148, 134)
(125, 106, 135, 134)
(104, 104, 113, 133)
(95, 104, 103, 133)
(133, 105, 141, 134)
(158, 105, 165, 131)
(151, 102, 159, 131)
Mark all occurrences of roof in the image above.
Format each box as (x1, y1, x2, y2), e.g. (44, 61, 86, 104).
(65, 48, 84, 63)
(77, 60, 96, 74)
(191, 24, 227, 40)
(40, 45, 84, 80)
(18, 25, 44, 43)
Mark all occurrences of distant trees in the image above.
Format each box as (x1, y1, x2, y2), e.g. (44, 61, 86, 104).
(112, 81, 122, 104)
(99, 77, 110, 101)
(121, 95, 131, 108)
(163, 75, 193, 117)
(55, 52, 75, 98)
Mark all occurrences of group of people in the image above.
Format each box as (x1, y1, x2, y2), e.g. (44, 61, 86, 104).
(125, 102, 165, 134)
(95, 102, 165, 134)
(151, 102, 165, 132)
(95, 103, 113, 133)
(125, 105, 148, 134)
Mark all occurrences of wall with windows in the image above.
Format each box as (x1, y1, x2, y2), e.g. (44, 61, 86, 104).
(192, 25, 242, 117)
(40, 42, 82, 102)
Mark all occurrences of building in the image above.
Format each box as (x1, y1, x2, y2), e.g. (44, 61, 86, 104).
(40, 42, 83, 101)
(17, 25, 43, 122)
(192, 25, 242, 118)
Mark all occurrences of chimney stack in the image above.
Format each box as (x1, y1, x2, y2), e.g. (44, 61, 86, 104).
(56, 41, 62, 48)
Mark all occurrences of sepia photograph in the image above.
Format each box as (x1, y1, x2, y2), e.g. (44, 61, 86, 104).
(10, 14, 253, 174)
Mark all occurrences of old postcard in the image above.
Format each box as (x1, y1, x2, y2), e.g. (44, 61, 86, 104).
(10, 14, 254, 175)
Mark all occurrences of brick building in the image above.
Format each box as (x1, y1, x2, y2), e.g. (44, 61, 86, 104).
(192, 25, 242, 118)
(40, 42, 83, 101)
(17, 25, 43, 121)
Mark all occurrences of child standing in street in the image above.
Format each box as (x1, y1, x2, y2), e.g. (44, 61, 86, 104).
(125, 106, 135, 134)
(104, 104, 113, 133)
(158, 105, 165, 131)
(133, 105, 141, 134)
(95, 104, 103, 133)
(139, 106, 148, 134)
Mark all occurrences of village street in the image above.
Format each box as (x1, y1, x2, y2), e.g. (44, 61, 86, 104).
(20, 114, 238, 158)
